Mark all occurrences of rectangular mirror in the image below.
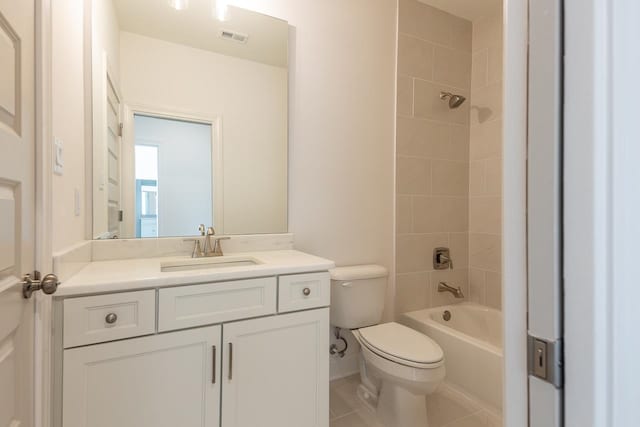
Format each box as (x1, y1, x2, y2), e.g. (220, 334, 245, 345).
(90, 0, 288, 239)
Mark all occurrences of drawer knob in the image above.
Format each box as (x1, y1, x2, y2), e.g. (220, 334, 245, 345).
(105, 313, 118, 324)
(302, 287, 311, 296)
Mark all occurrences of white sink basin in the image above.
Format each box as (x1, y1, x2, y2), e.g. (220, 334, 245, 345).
(161, 256, 260, 273)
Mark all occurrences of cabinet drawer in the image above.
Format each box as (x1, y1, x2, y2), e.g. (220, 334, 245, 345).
(278, 272, 330, 313)
(63, 290, 156, 348)
(158, 277, 277, 332)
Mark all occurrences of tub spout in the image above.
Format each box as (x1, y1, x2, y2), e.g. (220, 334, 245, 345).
(438, 282, 465, 298)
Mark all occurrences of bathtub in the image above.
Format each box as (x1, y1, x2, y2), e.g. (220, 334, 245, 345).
(399, 303, 503, 410)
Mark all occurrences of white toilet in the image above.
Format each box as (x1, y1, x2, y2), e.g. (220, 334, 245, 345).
(330, 265, 445, 427)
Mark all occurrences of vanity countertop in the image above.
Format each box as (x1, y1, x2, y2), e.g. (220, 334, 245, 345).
(56, 250, 335, 297)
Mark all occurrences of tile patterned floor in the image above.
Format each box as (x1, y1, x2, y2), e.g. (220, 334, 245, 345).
(329, 375, 502, 427)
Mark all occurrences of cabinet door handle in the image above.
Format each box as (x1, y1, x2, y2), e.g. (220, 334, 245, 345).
(212, 345, 217, 384)
(228, 342, 233, 381)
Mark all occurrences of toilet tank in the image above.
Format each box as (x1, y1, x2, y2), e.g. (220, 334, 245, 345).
(329, 265, 388, 329)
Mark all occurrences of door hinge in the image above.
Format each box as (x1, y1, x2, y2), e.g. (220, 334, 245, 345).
(528, 335, 563, 388)
(118, 122, 123, 137)
(118, 210, 123, 222)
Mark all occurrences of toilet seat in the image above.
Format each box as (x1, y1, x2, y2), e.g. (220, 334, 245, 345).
(355, 322, 444, 369)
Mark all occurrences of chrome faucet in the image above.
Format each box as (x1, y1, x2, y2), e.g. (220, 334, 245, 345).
(437, 282, 465, 299)
(186, 225, 230, 258)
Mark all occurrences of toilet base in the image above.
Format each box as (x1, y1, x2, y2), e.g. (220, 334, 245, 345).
(377, 381, 429, 427)
(357, 383, 378, 412)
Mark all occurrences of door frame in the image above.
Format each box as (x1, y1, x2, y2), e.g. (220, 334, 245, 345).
(121, 104, 224, 236)
(34, 1, 54, 427)
(502, 0, 529, 425)
(564, 0, 640, 425)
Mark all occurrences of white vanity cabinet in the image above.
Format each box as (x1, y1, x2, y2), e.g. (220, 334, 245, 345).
(221, 309, 329, 427)
(63, 326, 222, 427)
(56, 272, 330, 427)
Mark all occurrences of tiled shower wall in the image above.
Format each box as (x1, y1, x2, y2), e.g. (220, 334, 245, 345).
(395, 0, 503, 314)
(468, 7, 503, 310)
(395, 0, 472, 314)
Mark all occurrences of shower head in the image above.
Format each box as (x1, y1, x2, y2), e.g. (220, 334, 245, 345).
(440, 91, 466, 109)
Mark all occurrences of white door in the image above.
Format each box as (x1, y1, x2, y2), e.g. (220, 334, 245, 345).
(106, 73, 122, 237)
(63, 325, 222, 427)
(221, 309, 329, 427)
(527, 0, 563, 425)
(0, 1, 37, 426)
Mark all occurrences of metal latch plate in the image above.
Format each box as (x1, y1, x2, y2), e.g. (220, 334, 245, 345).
(527, 335, 563, 388)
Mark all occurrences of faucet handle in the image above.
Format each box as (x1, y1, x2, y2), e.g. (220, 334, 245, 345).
(207, 227, 216, 236)
(212, 236, 230, 256)
(184, 238, 204, 258)
(198, 224, 206, 236)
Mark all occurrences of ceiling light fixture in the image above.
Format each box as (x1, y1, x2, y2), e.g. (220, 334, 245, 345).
(168, 0, 189, 11)
(215, 0, 229, 21)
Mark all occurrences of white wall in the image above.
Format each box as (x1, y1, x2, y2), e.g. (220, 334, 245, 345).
(134, 115, 213, 237)
(119, 31, 288, 235)
(51, 0, 86, 252)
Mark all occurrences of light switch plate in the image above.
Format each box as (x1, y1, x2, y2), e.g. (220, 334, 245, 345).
(53, 137, 64, 175)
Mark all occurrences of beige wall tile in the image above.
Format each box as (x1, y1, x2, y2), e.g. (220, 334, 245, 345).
(488, 46, 503, 84)
(432, 160, 469, 196)
(399, 0, 453, 46)
(398, 34, 435, 81)
(396, 233, 449, 273)
(397, 116, 446, 158)
(472, 11, 502, 53)
(413, 196, 468, 233)
(485, 271, 502, 309)
(485, 157, 502, 195)
(471, 50, 489, 90)
(397, 75, 414, 117)
(433, 46, 472, 90)
(396, 195, 413, 233)
(414, 79, 469, 125)
(396, 272, 431, 313)
(469, 160, 485, 196)
(394, 2, 503, 312)
(430, 124, 468, 161)
(431, 269, 469, 306)
(470, 119, 502, 160)
(397, 156, 431, 195)
(469, 233, 502, 271)
(470, 81, 503, 125)
(450, 17, 473, 52)
(449, 232, 469, 269)
(469, 196, 502, 234)
(469, 268, 486, 304)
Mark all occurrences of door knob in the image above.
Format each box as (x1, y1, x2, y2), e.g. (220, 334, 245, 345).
(22, 272, 60, 299)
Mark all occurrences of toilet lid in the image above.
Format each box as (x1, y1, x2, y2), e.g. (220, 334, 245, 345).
(358, 322, 443, 365)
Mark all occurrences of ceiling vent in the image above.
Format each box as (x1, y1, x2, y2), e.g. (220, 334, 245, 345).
(218, 29, 249, 44)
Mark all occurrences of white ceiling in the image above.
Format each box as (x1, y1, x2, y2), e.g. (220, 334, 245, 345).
(418, 0, 502, 21)
(112, 0, 288, 68)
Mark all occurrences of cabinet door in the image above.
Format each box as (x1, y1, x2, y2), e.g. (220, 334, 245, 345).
(221, 308, 329, 427)
(63, 325, 222, 427)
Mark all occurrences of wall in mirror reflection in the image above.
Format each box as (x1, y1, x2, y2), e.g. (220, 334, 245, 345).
(91, 0, 288, 239)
